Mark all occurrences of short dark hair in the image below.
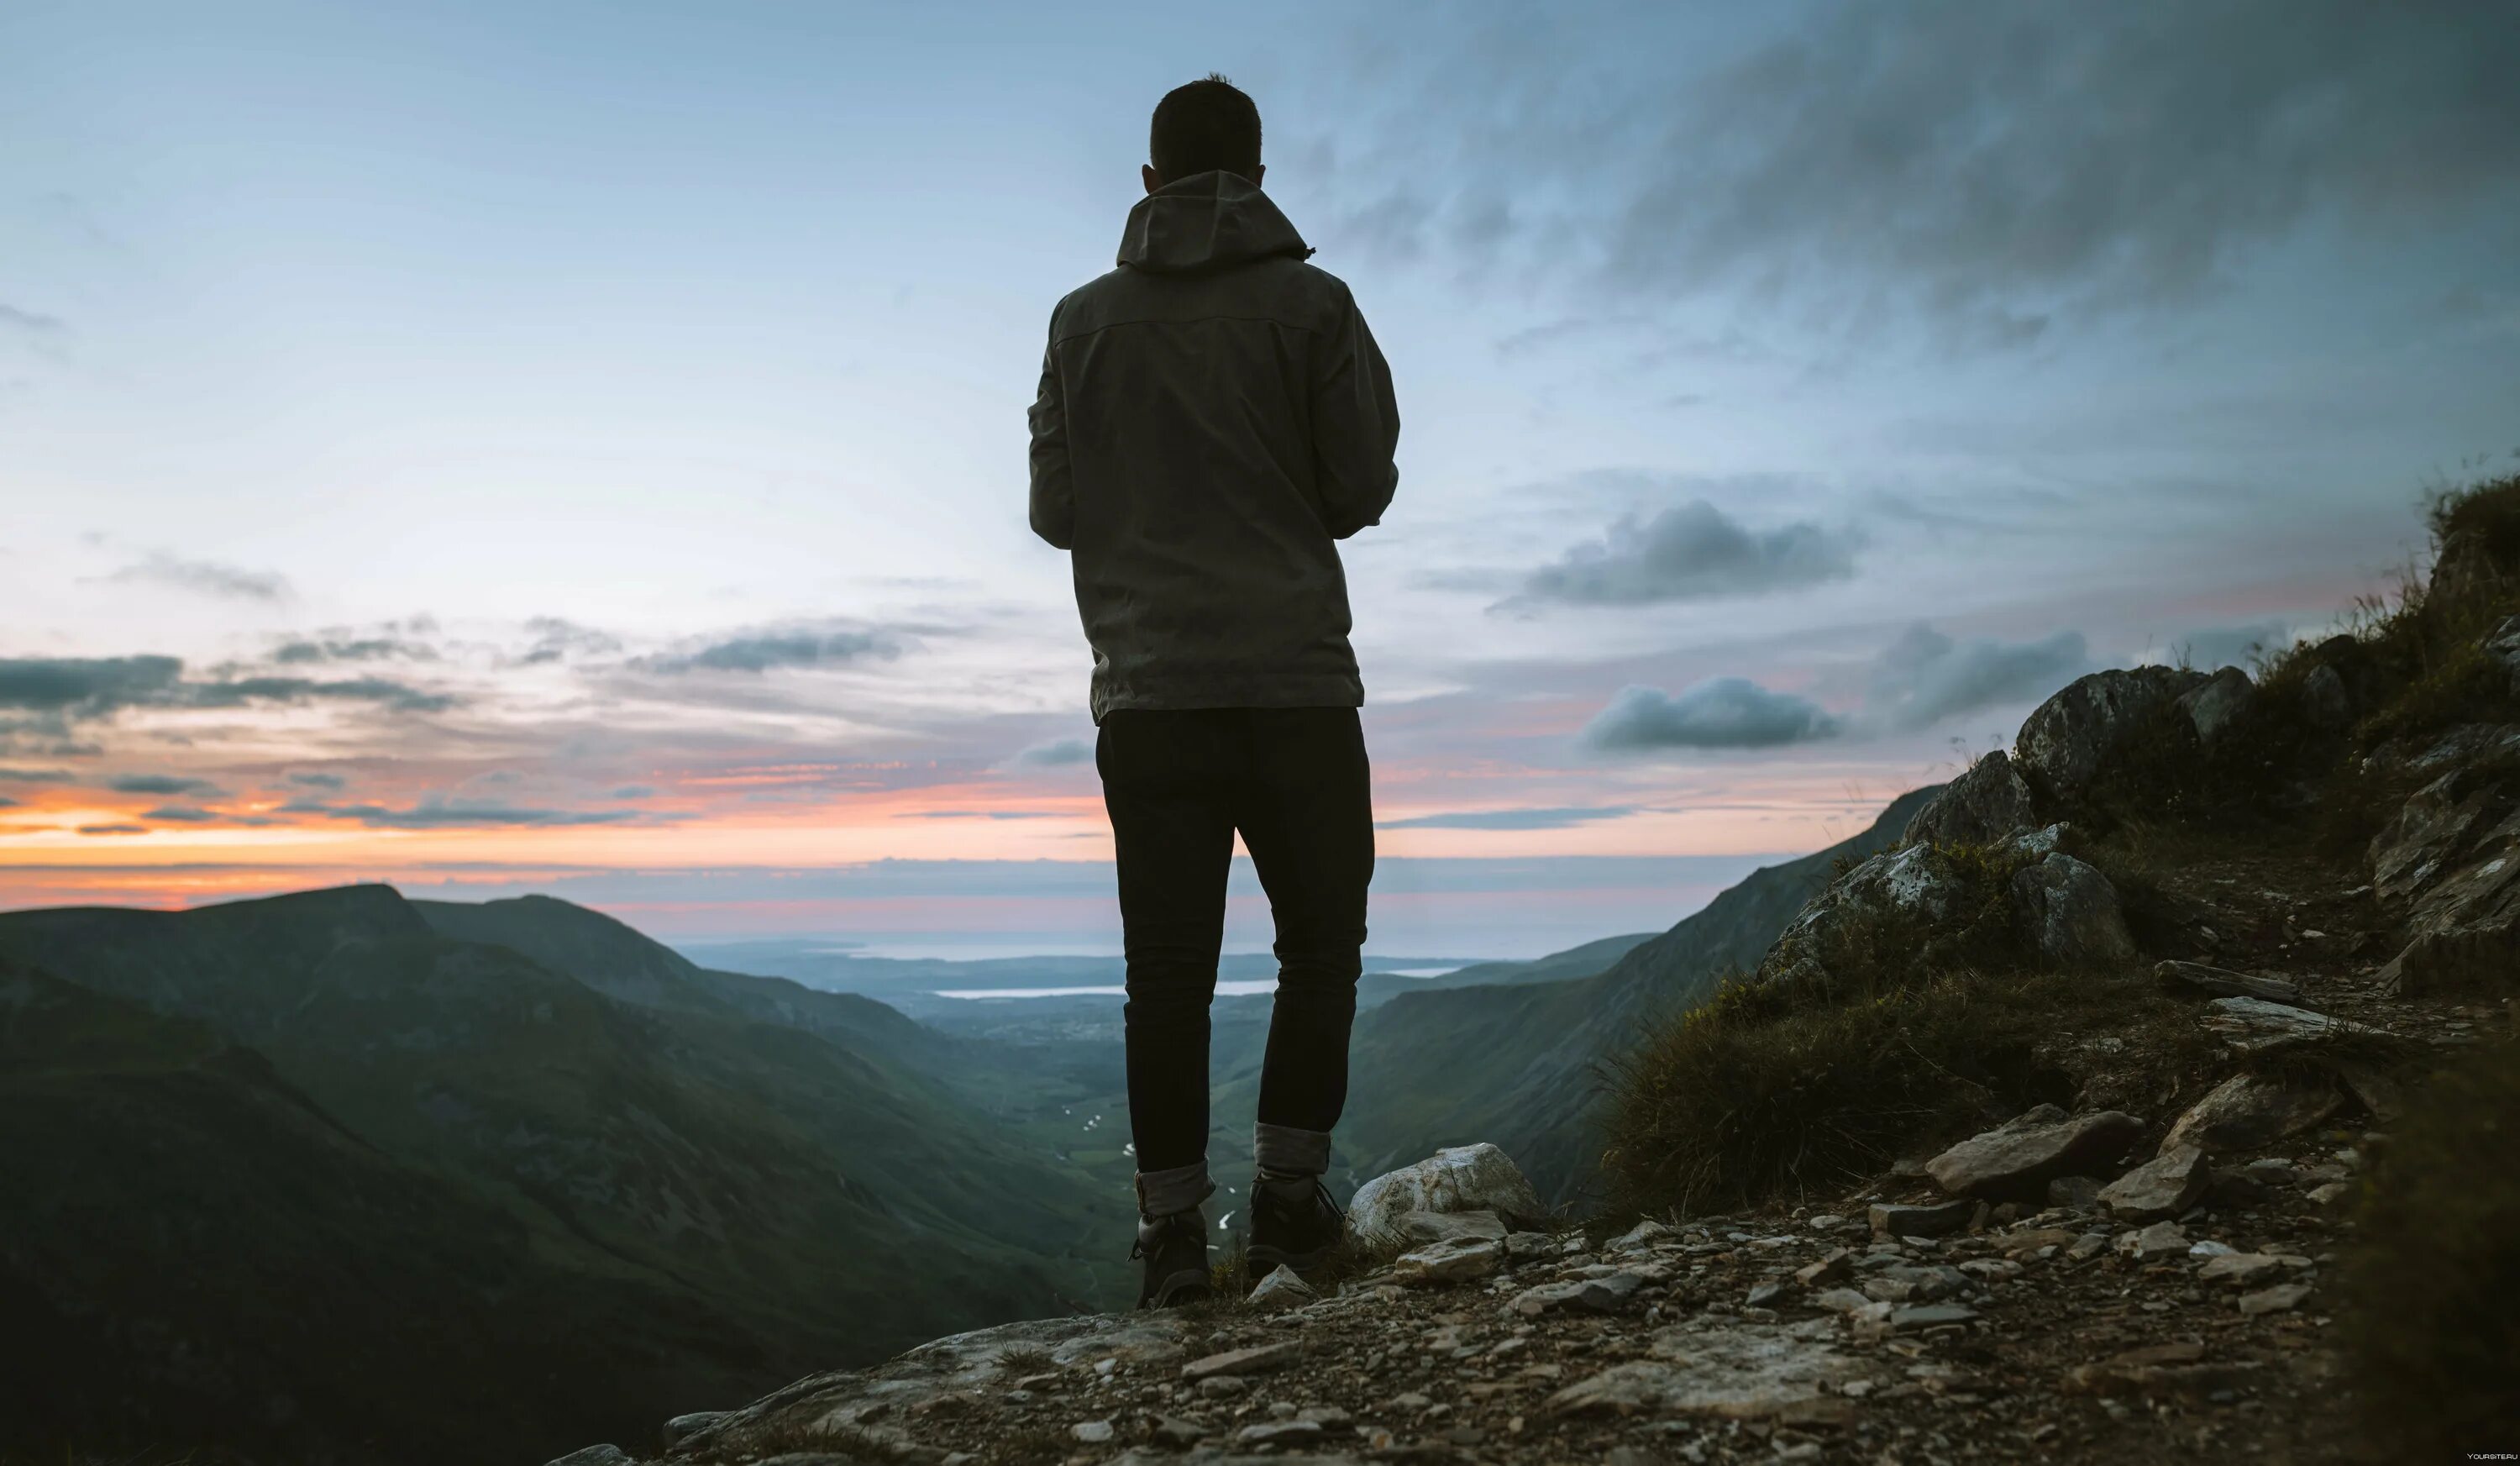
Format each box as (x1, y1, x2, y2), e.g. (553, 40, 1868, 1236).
(1150, 74, 1262, 183)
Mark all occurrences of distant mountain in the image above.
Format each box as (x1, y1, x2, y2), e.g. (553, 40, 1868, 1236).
(1325, 786, 1940, 1204)
(1396, 931, 1662, 992)
(0, 957, 785, 1463)
(0, 886, 1131, 1466)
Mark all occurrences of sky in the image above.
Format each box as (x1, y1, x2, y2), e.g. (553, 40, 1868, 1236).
(3, 0, 2516, 957)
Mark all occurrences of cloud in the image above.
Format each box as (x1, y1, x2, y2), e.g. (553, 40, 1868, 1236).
(0, 656, 186, 714)
(1013, 737, 1094, 767)
(1379, 805, 1642, 831)
(0, 656, 451, 738)
(906, 810, 1063, 821)
(1862, 623, 2092, 731)
(0, 767, 73, 783)
(516, 617, 622, 665)
(0, 796, 15, 807)
(643, 625, 905, 675)
(1520, 501, 1861, 606)
(611, 785, 656, 798)
(0, 302, 67, 337)
(271, 636, 437, 664)
(287, 797, 648, 829)
(286, 771, 348, 790)
(139, 805, 221, 822)
(1327, 3, 2520, 340)
(76, 823, 148, 837)
(106, 774, 224, 796)
(106, 554, 292, 603)
(1583, 678, 1840, 751)
(184, 676, 454, 713)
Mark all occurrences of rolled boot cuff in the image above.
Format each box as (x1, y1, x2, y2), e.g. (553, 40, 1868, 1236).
(1134, 1162, 1215, 1221)
(1252, 1122, 1333, 1177)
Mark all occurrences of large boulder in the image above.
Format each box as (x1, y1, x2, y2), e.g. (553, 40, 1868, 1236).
(2368, 771, 2507, 901)
(2014, 666, 2209, 804)
(2378, 839, 2520, 995)
(1903, 750, 2039, 849)
(2162, 1074, 2341, 1153)
(1347, 1143, 1547, 1243)
(2009, 853, 2139, 968)
(2365, 767, 2520, 995)
(1754, 843, 1971, 988)
(2174, 666, 2256, 746)
(1923, 1104, 2144, 1200)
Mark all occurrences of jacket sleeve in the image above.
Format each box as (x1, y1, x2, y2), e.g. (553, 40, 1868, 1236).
(1310, 290, 1400, 539)
(1027, 327, 1075, 550)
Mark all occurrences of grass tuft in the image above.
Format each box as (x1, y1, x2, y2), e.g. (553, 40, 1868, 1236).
(2338, 1040, 2520, 1459)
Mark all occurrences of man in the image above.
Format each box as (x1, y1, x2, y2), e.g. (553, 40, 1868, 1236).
(1027, 74, 1400, 1308)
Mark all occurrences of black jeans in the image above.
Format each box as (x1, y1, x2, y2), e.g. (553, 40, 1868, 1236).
(1098, 707, 1373, 1212)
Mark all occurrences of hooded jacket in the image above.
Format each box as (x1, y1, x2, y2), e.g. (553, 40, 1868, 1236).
(1029, 171, 1399, 722)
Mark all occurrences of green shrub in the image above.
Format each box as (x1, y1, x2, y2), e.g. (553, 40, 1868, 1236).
(1599, 969, 2211, 1216)
(2338, 1040, 2520, 1458)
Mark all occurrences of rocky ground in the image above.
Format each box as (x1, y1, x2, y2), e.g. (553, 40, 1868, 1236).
(545, 1134, 2392, 1466)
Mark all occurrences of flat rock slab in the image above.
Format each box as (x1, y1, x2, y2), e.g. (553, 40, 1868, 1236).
(1924, 1103, 2144, 1198)
(1395, 1208, 1507, 1244)
(2164, 1073, 2340, 1153)
(1392, 1236, 1504, 1285)
(2199, 1253, 2286, 1288)
(660, 1310, 1193, 1454)
(1511, 1272, 1644, 1316)
(2239, 1282, 2314, 1316)
(1182, 1340, 1303, 1380)
(2155, 959, 2305, 1005)
(2203, 996, 2395, 1054)
(1545, 1322, 1873, 1423)
(2063, 1341, 2261, 1399)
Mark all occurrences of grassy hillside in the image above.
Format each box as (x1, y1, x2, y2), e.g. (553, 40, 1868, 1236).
(1323, 787, 1940, 1205)
(0, 959, 783, 1465)
(0, 887, 1140, 1465)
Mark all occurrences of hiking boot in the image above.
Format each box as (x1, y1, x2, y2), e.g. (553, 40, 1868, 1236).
(1246, 1171, 1346, 1275)
(1133, 1209, 1213, 1309)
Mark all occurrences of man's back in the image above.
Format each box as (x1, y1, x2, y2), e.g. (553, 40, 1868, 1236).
(1029, 170, 1399, 720)
(1031, 75, 1394, 1311)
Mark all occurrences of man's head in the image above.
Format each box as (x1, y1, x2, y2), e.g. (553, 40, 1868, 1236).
(1146, 73, 1262, 193)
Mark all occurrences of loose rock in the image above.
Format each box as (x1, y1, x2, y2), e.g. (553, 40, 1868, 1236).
(1924, 1105, 2143, 1198)
(1348, 1144, 1547, 1243)
(1183, 1341, 1302, 1380)
(1247, 1265, 1319, 1311)
(1393, 1236, 1505, 1285)
(2101, 1145, 2210, 1222)
(2239, 1282, 2314, 1316)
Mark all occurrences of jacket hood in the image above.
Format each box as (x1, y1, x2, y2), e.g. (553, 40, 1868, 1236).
(1116, 171, 1312, 276)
